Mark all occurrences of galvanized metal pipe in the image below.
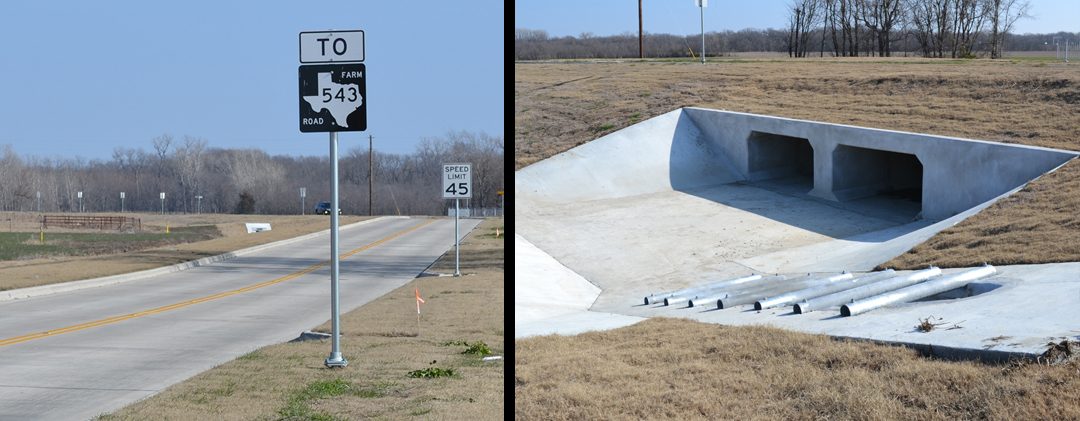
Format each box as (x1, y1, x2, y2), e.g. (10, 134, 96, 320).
(841, 265, 996, 317)
(715, 272, 853, 309)
(755, 269, 896, 310)
(644, 274, 762, 305)
(792, 267, 941, 314)
(664, 274, 786, 306)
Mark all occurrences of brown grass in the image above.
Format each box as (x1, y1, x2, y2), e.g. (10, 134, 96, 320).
(0, 212, 368, 290)
(99, 217, 504, 420)
(880, 157, 1080, 269)
(516, 317, 1080, 421)
(515, 58, 1080, 268)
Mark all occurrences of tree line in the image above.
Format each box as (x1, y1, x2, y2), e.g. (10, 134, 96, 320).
(0, 130, 503, 216)
(516, 0, 1075, 60)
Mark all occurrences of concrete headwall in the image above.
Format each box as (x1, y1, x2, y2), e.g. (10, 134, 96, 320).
(683, 108, 1078, 219)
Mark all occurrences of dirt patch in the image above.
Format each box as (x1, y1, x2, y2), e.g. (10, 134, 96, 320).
(516, 58, 1080, 269)
(516, 317, 1080, 420)
(99, 217, 504, 420)
(0, 212, 368, 291)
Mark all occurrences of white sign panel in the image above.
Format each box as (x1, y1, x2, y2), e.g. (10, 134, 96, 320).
(300, 30, 365, 63)
(442, 163, 472, 199)
(696, 0, 707, 6)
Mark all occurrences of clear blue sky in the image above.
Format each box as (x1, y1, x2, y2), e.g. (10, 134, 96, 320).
(516, 0, 1077, 38)
(0, 1, 504, 161)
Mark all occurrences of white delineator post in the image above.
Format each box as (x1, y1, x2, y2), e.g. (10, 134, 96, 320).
(325, 131, 347, 368)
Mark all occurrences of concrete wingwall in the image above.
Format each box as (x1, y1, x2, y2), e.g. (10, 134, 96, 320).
(515, 108, 742, 207)
(683, 108, 1078, 220)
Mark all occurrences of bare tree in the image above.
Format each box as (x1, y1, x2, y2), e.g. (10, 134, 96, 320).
(987, 0, 1032, 59)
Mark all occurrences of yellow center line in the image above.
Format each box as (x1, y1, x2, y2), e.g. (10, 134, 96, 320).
(0, 219, 437, 348)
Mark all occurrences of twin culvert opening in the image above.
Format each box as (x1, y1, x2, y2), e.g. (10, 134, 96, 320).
(747, 131, 923, 218)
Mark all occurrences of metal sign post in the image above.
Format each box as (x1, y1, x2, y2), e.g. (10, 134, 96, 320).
(196, 195, 203, 214)
(325, 131, 347, 368)
(78, 191, 83, 213)
(300, 29, 366, 369)
(697, 0, 706, 64)
(160, 192, 165, 214)
(301, 187, 306, 215)
(120, 192, 125, 212)
(442, 163, 472, 277)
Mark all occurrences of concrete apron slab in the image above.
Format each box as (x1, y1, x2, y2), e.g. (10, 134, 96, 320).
(516, 107, 1080, 360)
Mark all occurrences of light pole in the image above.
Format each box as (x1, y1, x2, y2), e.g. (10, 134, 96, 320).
(697, 0, 706, 64)
(196, 195, 203, 214)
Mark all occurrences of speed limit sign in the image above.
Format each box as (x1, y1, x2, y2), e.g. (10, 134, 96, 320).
(442, 163, 472, 199)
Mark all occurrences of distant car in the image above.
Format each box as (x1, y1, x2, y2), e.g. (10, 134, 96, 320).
(314, 201, 341, 215)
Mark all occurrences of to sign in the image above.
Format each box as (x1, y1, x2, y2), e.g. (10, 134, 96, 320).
(299, 64, 367, 132)
(442, 163, 472, 199)
(300, 30, 365, 63)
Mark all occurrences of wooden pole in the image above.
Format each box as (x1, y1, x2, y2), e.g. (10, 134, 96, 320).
(638, 0, 644, 59)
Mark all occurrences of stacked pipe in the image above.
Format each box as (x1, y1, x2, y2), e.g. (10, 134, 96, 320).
(664, 274, 787, 306)
(715, 272, 854, 309)
(841, 265, 996, 316)
(793, 267, 941, 314)
(643, 274, 761, 305)
(755, 269, 897, 310)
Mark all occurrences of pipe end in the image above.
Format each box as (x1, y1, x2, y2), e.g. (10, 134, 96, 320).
(753, 302, 763, 311)
(793, 303, 804, 314)
(663, 298, 671, 306)
(644, 297, 651, 305)
(717, 299, 725, 309)
(840, 305, 852, 317)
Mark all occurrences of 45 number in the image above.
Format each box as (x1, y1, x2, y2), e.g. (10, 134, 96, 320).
(322, 87, 358, 103)
(445, 183, 469, 196)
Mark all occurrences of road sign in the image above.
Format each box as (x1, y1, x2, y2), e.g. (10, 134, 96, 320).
(442, 163, 472, 199)
(299, 30, 365, 63)
(299, 64, 367, 132)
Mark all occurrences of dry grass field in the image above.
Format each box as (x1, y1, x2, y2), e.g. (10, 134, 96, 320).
(516, 317, 1080, 421)
(516, 58, 1079, 420)
(515, 57, 1080, 267)
(0, 212, 366, 290)
(99, 217, 504, 420)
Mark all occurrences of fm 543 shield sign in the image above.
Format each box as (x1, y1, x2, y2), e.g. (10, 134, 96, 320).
(299, 64, 367, 132)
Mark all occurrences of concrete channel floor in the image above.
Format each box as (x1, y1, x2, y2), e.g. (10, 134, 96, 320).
(516, 182, 1080, 360)
(0, 217, 481, 421)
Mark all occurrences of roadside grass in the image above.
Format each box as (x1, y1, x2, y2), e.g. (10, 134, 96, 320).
(516, 317, 1080, 420)
(98, 217, 503, 420)
(0, 213, 367, 291)
(0, 231, 212, 261)
(514, 59, 1080, 268)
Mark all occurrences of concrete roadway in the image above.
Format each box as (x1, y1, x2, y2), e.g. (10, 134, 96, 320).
(0, 216, 481, 420)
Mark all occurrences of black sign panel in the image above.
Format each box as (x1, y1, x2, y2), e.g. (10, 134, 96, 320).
(299, 64, 367, 132)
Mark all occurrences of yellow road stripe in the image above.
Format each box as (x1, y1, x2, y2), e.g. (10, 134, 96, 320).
(0, 219, 437, 348)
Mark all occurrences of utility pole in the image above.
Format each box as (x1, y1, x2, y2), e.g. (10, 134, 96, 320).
(639, 0, 644, 59)
(369, 135, 374, 216)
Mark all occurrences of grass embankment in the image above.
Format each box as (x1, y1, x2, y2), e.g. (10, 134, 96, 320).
(515, 58, 1080, 267)
(0, 213, 367, 291)
(99, 217, 504, 420)
(516, 317, 1080, 420)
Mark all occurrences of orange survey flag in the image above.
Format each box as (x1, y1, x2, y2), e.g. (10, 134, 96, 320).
(415, 288, 425, 314)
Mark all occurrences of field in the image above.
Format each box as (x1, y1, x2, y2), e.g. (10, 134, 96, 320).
(0, 212, 366, 291)
(98, 217, 504, 420)
(514, 57, 1080, 267)
(515, 58, 1080, 419)
(516, 317, 1080, 420)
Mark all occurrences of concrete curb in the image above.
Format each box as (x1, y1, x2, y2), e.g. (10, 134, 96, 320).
(0, 216, 409, 302)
